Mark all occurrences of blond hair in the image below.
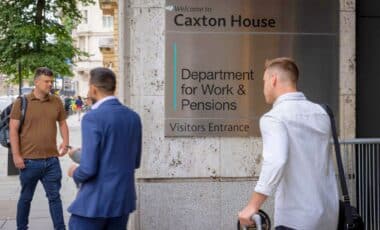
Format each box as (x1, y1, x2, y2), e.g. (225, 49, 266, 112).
(265, 57, 299, 83)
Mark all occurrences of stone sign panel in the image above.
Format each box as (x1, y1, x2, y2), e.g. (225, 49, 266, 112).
(165, 0, 339, 136)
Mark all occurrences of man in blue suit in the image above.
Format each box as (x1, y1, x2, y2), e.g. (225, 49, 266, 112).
(67, 67, 142, 230)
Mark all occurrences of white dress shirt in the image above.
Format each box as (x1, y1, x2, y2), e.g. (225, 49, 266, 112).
(255, 92, 339, 230)
(91, 96, 118, 110)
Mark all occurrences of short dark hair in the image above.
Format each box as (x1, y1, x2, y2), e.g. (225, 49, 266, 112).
(89, 67, 116, 93)
(34, 67, 54, 80)
(265, 57, 299, 83)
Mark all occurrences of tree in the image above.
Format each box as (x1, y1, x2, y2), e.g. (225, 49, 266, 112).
(0, 0, 94, 82)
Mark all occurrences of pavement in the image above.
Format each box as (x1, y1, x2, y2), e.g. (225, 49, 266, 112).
(0, 114, 83, 229)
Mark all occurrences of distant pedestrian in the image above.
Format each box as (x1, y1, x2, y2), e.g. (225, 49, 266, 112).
(75, 96, 83, 121)
(83, 95, 92, 112)
(70, 98, 76, 114)
(67, 67, 142, 230)
(238, 58, 339, 229)
(66, 95, 93, 166)
(64, 96, 72, 116)
(9, 67, 69, 230)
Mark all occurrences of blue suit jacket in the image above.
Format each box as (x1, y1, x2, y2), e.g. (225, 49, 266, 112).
(68, 99, 142, 218)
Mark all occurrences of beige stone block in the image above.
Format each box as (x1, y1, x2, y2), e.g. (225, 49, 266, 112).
(132, 95, 222, 178)
(138, 136, 221, 178)
(129, 95, 142, 113)
(136, 134, 165, 177)
(339, 56, 355, 95)
(339, 11, 355, 95)
(136, 96, 165, 137)
(169, 137, 221, 177)
(131, 96, 219, 178)
(130, 7, 165, 96)
(338, 95, 356, 201)
(340, 11, 355, 34)
(131, 0, 165, 8)
(340, 0, 355, 11)
(339, 94, 356, 139)
(133, 95, 165, 177)
(220, 137, 263, 177)
(137, 181, 221, 229)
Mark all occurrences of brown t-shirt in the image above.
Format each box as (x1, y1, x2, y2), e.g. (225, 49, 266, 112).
(10, 92, 66, 159)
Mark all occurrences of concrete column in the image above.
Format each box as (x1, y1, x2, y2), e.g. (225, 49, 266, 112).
(118, 0, 130, 105)
(339, 0, 356, 205)
(339, 0, 356, 139)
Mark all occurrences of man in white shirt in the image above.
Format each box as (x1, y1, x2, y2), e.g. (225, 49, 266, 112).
(238, 57, 339, 230)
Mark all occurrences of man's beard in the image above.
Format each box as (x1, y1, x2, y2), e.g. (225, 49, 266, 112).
(90, 97, 97, 104)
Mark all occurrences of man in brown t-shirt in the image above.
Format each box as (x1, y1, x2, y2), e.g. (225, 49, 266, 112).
(9, 67, 69, 230)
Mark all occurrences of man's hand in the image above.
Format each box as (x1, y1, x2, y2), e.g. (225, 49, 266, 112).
(58, 143, 70, 157)
(68, 164, 78, 177)
(13, 154, 25, 169)
(238, 205, 257, 226)
(239, 192, 268, 226)
(68, 147, 80, 157)
(58, 120, 69, 156)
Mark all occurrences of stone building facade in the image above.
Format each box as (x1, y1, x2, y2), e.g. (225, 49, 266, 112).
(100, 0, 356, 229)
(72, 1, 114, 96)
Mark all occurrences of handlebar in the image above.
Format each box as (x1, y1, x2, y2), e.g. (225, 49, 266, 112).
(242, 213, 262, 230)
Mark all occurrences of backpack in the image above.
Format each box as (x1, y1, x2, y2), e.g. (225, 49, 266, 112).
(0, 96, 28, 148)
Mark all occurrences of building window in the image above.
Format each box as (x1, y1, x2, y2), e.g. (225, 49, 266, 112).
(78, 36, 86, 51)
(82, 10, 88, 24)
(102, 15, 113, 29)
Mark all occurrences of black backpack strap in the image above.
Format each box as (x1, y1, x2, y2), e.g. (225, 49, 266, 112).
(19, 95, 28, 133)
(320, 104, 354, 226)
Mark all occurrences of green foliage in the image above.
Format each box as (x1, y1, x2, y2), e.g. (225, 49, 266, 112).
(0, 0, 95, 81)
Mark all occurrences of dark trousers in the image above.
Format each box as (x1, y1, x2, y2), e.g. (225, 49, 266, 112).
(275, 226, 296, 230)
(17, 157, 65, 230)
(69, 214, 129, 230)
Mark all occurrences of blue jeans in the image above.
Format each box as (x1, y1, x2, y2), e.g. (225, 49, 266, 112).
(69, 214, 129, 230)
(17, 157, 65, 230)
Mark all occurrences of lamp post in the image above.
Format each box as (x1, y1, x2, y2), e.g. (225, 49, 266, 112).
(18, 61, 22, 96)
(8, 61, 22, 175)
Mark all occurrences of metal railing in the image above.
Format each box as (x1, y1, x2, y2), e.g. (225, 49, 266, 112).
(339, 138, 380, 230)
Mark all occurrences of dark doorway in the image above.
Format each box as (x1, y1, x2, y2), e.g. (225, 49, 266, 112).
(357, 1, 380, 137)
(356, 1, 380, 229)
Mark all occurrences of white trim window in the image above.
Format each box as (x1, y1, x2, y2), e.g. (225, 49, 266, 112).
(102, 15, 113, 29)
